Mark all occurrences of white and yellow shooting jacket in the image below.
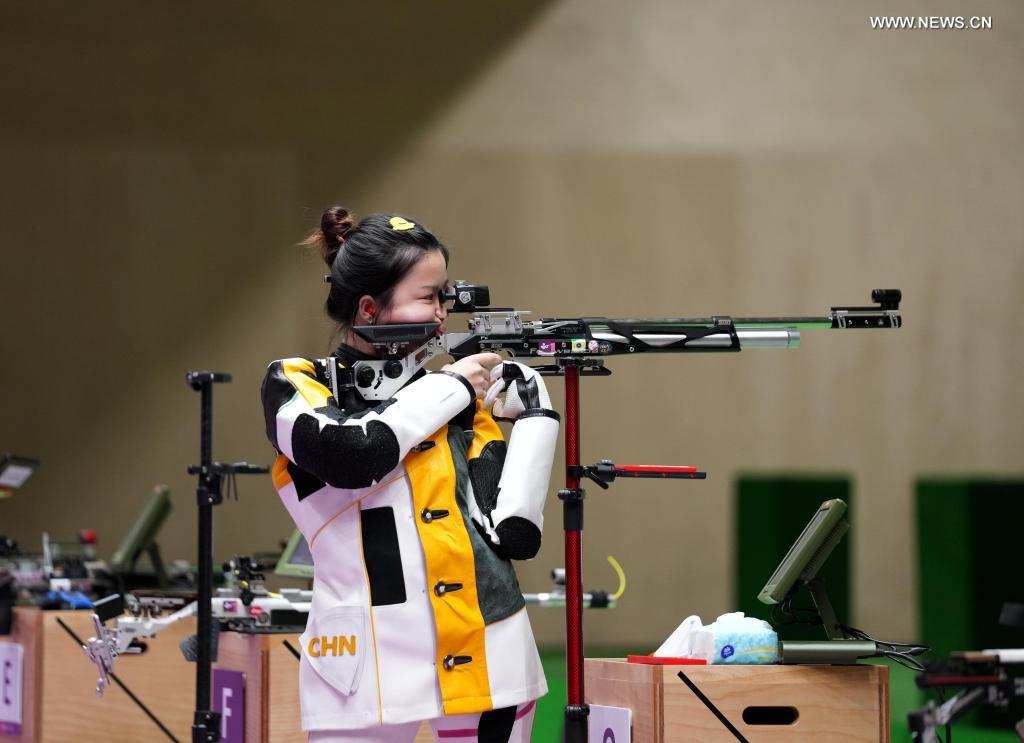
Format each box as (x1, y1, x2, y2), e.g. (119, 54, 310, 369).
(260, 346, 558, 731)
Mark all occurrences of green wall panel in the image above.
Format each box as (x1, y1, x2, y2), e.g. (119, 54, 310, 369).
(917, 478, 1024, 655)
(916, 478, 1024, 730)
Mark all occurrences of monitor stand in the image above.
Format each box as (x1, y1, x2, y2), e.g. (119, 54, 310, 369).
(778, 577, 876, 664)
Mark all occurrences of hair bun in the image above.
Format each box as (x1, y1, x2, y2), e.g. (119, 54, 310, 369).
(308, 206, 356, 267)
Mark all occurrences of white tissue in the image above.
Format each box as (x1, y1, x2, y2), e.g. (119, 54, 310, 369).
(652, 615, 715, 663)
(653, 612, 778, 665)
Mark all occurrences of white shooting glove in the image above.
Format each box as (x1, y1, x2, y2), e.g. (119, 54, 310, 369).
(471, 361, 559, 560)
(483, 362, 554, 421)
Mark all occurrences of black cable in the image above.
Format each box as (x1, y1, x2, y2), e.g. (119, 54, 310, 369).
(770, 600, 820, 628)
(56, 617, 180, 743)
(772, 597, 930, 671)
(840, 624, 929, 672)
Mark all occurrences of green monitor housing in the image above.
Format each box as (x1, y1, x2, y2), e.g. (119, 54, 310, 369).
(109, 484, 173, 584)
(275, 529, 314, 579)
(758, 498, 848, 605)
(757, 497, 929, 666)
(758, 498, 849, 640)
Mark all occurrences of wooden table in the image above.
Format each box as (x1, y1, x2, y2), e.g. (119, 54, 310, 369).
(0, 608, 434, 742)
(585, 658, 890, 742)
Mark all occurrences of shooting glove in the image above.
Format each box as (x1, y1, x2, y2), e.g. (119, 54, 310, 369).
(470, 362, 559, 559)
(484, 362, 554, 421)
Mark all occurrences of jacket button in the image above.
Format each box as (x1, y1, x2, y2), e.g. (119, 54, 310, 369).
(443, 654, 473, 670)
(421, 508, 449, 523)
(434, 580, 464, 596)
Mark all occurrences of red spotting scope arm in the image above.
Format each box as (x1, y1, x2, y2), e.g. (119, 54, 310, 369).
(568, 461, 707, 490)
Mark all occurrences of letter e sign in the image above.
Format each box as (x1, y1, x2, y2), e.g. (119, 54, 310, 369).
(0, 643, 23, 731)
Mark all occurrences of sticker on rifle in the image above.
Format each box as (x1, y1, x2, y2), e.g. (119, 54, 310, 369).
(538, 341, 557, 356)
(720, 645, 734, 659)
(571, 339, 587, 353)
(588, 340, 599, 353)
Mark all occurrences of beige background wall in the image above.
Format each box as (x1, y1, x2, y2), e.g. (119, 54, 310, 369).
(2, 1, 1021, 648)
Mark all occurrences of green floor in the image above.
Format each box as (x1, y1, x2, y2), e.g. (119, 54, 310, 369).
(533, 650, 1021, 742)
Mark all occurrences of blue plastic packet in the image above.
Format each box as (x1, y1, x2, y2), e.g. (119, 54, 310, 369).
(707, 612, 779, 665)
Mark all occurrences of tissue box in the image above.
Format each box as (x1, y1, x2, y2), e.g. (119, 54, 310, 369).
(585, 658, 890, 742)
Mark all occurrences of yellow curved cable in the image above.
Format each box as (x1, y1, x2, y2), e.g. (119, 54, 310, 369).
(607, 555, 627, 600)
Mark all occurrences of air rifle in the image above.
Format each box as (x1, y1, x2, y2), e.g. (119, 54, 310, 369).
(326, 285, 902, 400)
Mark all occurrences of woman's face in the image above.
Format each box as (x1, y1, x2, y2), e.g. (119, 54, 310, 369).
(373, 249, 449, 336)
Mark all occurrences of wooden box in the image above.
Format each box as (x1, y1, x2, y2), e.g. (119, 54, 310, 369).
(585, 658, 890, 742)
(214, 631, 305, 742)
(1, 607, 197, 742)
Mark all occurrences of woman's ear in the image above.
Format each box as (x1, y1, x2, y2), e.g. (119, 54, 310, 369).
(357, 295, 377, 325)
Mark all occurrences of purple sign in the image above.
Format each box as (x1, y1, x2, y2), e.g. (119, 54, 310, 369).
(588, 704, 631, 743)
(0, 643, 23, 737)
(212, 669, 245, 743)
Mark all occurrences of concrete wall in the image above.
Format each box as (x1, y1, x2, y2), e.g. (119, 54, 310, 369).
(2, 0, 1021, 648)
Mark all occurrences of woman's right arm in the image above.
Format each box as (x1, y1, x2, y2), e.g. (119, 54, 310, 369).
(261, 358, 476, 490)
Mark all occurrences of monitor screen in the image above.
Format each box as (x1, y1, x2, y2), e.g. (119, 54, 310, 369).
(758, 498, 848, 605)
(275, 529, 314, 579)
(109, 485, 172, 572)
(0, 454, 39, 489)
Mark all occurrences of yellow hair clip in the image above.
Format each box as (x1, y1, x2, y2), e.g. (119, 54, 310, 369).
(389, 216, 416, 231)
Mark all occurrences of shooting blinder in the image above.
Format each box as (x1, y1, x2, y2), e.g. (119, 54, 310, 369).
(440, 282, 489, 313)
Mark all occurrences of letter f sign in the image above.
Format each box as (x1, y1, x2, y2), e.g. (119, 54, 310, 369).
(221, 687, 232, 737)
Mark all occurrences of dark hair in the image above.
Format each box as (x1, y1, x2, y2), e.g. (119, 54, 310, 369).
(302, 206, 450, 332)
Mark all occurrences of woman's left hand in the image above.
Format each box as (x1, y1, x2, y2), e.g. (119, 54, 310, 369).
(483, 362, 554, 421)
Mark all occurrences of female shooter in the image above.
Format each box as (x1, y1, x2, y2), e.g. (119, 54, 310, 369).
(260, 207, 559, 742)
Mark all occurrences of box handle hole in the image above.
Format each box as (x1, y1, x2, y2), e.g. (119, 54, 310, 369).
(741, 706, 799, 725)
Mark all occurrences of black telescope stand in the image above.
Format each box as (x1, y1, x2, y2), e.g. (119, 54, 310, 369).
(185, 371, 267, 743)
